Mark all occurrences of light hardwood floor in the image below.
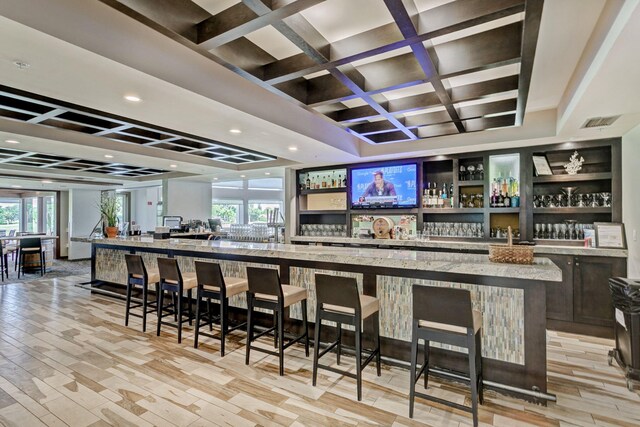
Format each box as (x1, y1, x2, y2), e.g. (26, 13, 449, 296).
(0, 275, 638, 427)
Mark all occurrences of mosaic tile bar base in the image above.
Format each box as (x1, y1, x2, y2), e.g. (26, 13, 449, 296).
(378, 275, 524, 365)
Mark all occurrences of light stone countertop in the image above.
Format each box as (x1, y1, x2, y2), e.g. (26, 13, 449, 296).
(73, 236, 562, 283)
(289, 236, 628, 258)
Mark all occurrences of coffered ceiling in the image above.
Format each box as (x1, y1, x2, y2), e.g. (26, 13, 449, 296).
(1, 0, 639, 191)
(102, 0, 541, 144)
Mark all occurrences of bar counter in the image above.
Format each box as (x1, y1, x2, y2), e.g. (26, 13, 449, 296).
(290, 235, 628, 258)
(74, 236, 561, 401)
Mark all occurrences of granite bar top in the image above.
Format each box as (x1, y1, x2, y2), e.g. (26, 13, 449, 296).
(73, 236, 562, 283)
(289, 236, 628, 258)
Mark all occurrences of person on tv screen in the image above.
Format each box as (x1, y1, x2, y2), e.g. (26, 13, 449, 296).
(361, 170, 396, 197)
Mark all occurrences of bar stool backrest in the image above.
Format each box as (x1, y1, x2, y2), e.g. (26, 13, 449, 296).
(8, 230, 15, 237)
(124, 254, 147, 280)
(157, 257, 182, 284)
(412, 285, 474, 329)
(246, 267, 283, 299)
(315, 274, 360, 314)
(0, 230, 5, 237)
(194, 261, 224, 288)
(20, 237, 42, 251)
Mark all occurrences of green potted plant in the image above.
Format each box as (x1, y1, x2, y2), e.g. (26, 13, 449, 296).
(99, 194, 119, 238)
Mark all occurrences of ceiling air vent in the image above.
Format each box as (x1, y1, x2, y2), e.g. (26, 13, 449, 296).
(581, 115, 620, 128)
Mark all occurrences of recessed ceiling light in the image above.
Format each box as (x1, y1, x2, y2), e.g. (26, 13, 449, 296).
(124, 95, 141, 102)
(170, 164, 177, 168)
(11, 185, 21, 188)
(265, 172, 271, 175)
(213, 177, 218, 180)
(104, 154, 114, 158)
(5, 139, 20, 144)
(240, 175, 246, 178)
(229, 129, 242, 134)
(41, 180, 53, 184)
(288, 146, 298, 151)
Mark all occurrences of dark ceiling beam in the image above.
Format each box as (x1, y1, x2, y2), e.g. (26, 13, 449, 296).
(366, 130, 417, 144)
(435, 21, 523, 77)
(458, 98, 517, 120)
(327, 75, 517, 123)
(103, 0, 210, 42)
(325, 104, 384, 124)
(209, 37, 276, 78)
(262, 0, 525, 84)
(384, 0, 465, 133)
(243, 0, 416, 141)
(516, 0, 544, 126)
(349, 119, 406, 136)
(416, 122, 460, 139)
(463, 113, 516, 132)
(450, 75, 519, 103)
(197, 0, 327, 49)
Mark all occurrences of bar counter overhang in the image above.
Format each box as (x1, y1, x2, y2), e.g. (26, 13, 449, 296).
(73, 236, 562, 401)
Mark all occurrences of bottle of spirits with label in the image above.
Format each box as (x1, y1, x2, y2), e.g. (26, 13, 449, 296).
(342, 175, 347, 187)
(431, 182, 438, 207)
(441, 183, 448, 207)
(491, 189, 499, 207)
(305, 175, 310, 190)
(449, 183, 454, 208)
(437, 189, 444, 207)
(503, 191, 511, 207)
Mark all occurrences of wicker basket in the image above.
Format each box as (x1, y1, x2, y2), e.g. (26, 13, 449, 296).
(489, 226, 534, 265)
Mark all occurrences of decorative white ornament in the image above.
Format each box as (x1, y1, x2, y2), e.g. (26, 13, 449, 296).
(564, 151, 585, 175)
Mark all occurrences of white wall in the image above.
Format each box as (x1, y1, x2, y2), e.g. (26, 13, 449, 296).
(59, 191, 69, 257)
(68, 189, 101, 260)
(167, 180, 213, 221)
(130, 187, 159, 232)
(622, 124, 640, 278)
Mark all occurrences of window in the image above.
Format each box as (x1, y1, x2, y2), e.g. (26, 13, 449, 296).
(116, 192, 130, 227)
(24, 197, 38, 233)
(212, 200, 242, 226)
(0, 199, 20, 235)
(44, 195, 56, 235)
(248, 201, 283, 224)
(212, 180, 243, 189)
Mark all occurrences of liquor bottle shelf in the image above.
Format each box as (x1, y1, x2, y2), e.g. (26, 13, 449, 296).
(533, 207, 611, 214)
(299, 188, 347, 195)
(489, 207, 520, 213)
(422, 208, 484, 214)
(458, 180, 485, 187)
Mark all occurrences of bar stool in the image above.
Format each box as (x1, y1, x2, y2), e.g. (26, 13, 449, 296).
(409, 285, 484, 427)
(193, 261, 248, 355)
(156, 258, 197, 343)
(17, 237, 46, 278)
(124, 254, 161, 332)
(0, 241, 8, 282)
(312, 274, 381, 401)
(245, 267, 309, 376)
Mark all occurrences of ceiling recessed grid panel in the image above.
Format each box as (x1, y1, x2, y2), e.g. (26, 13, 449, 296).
(100, 0, 543, 144)
(0, 147, 167, 178)
(0, 86, 276, 165)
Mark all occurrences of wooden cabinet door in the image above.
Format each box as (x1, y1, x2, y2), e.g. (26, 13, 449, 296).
(573, 256, 627, 327)
(545, 255, 574, 321)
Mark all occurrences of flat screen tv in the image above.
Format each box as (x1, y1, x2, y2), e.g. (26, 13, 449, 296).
(350, 163, 417, 209)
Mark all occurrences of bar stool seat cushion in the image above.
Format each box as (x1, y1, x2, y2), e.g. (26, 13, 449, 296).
(323, 294, 379, 320)
(164, 271, 198, 290)
(132, 268, 160, 284)
(256, 284, 307, 307)
(203, 276, 248, 297)
(20, 246, 42, 253)
(419, 310, 482, 334)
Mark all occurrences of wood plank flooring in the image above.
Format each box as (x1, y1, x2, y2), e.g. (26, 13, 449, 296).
(0, 275, 638, 426)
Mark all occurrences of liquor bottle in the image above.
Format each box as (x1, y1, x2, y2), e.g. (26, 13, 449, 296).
(431, 182, 437, 207)
(503, 192, 511, 207)
(449, 183, 454, 208)
(342, 175, 347, 187)
(305, 175, 310, 190)
(338, 174, 342, 188)
(498, 192, 504, 207)
(422, 188, 428, 208)
(441, 183, 447, 201)
(437, 190, 444, 207)
(491, 189, 499, 207)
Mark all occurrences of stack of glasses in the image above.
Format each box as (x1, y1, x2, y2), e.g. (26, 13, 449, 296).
(300, 224, 347, 237)
(423, 222, 484, 238)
